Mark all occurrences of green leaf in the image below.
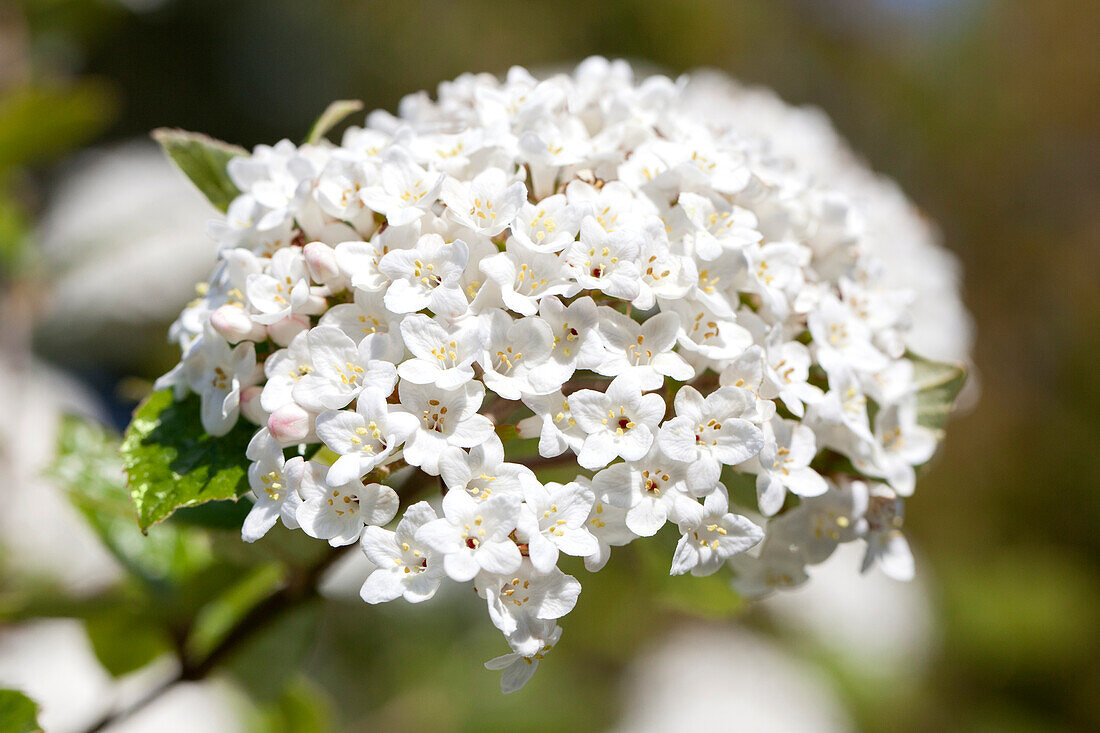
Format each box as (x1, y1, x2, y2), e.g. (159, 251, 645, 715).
(51, 415, 214, 586)
(122, 390, 255, 531)
(152, 128, 247, 212)
(186, 563, 286, 661)
(0, 81, 117, 172)
(0, 690, 41, 733)
(84, 604, 174, 677)
(304, 100, 363, 145)
(909, 352, 968, 432)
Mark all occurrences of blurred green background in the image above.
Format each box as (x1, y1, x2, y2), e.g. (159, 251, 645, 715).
(1, 0, 1097, 731)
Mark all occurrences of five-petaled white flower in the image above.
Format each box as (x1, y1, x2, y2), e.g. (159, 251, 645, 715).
(416, 490, 523, 582)
(658, 385, 765, 493)
(295, 459, 400, 546)
(568, 375, 666, 469)
(670, 489, 764, 576)
(360, 501, 446, 603)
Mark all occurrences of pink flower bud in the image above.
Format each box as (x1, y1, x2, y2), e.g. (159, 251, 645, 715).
(268, 403, 313, 444)
(304, 241, 342, 285)
(210, 305, 264, 343)
(239, 385, 268, 426)
(267, 314, 310, 346)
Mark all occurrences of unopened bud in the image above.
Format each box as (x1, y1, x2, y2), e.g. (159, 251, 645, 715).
(267, 314, 310, 346)
(268, 403, 313, 444)
(303, 241, 343, 286)
(210, 305, 265, 343)
(239, 385, 268, 426)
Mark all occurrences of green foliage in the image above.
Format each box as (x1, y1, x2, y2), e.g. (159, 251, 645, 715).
(0, 689, 41, 733)
(909, 352, 968, 433)
(247, 677, 335, 733)
(0, 82, 117, 173)
(187, 563, 286, 661)
(52, 415, 213, 585)
(122, 390, 255, 531)
(305, 100, 363, 145)
(151, 128, 247, 212)
(84, 601, 174, 677)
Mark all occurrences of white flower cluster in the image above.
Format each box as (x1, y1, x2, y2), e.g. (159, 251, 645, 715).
(157, 57, 961, 692)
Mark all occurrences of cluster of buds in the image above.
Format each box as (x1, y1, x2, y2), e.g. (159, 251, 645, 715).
(157, 57, 966, 691)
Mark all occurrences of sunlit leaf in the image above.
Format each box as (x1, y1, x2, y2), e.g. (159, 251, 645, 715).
(152, 128, 247, 212)
(122, 390, 253, 531)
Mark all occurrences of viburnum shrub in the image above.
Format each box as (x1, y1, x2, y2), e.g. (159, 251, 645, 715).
(124, 57, 968, 692)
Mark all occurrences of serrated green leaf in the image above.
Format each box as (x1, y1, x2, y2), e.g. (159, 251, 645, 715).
(909, 352, 968, 432)
(152, 128, 247, 212)
(122, 390, 255, 531)
(0, 689, 41, 733)
(305, 100, 363, 145)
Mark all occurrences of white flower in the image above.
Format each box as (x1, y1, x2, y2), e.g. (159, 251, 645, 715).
(295, 460, 399, 546)
(515, 480, 598, 572)
(853, 398, 938, 497)
(751, 418, 828, 516)
(478, 309, 555, 400)
(416, 490, 523, 582)
(292, 326, 398, 412)
(438, 439, 536, 501)
(191, 323, 259, 436)
(245, 247, 315, 326)
(594, 309, 694, 390)
(334, 222, 418, 293)
(398, 380, 495, 475)
(510, 195, 581, 253)
(678, 191, 761, 261)
(583, 494, 636, 572)
(729, 540, 810, 598)
(527, 296, 604, 392)
(563, 217, 641, 300)
(479, 243, 579, 316)
(360, 153, 444, 226)
(661, 295, 753, 364)
(658, 385, 765, 494)
(314, 387, 419, 485)
(633, 227, 696, 310)
(360, 501, 445, 603)
(260, 330, 315, 412)
(441, 168, 527, 236)
(861, 484, 914, 581)
(485, 622, 562, 694)
(591, 445, 695, 536)
(760, 328, 822, 418)
(318, 289, 402, 360)
(242, 428, 302, 542)
(397, 313, 484, 389)
(377, 233, 469, 315)
(670, 489, 764, 576)
(809, 295, 889, 374)
(516, 390, 586, 458)
(768, 480, 868, 564)
(568, 374, 666, 470)
(476, 559, 581, 638)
